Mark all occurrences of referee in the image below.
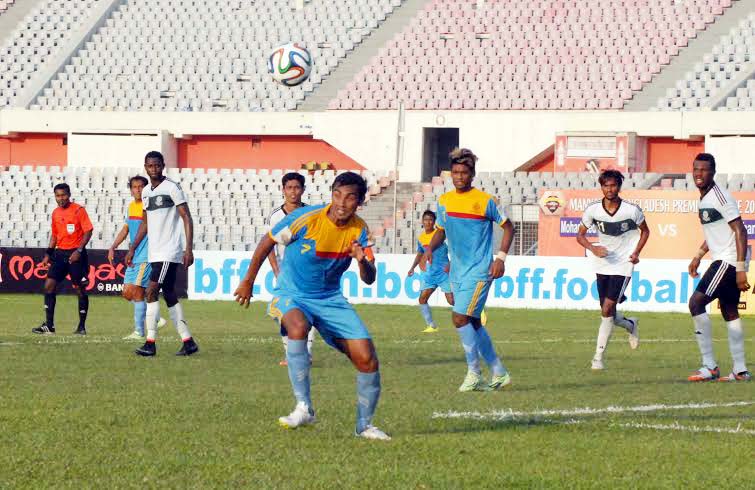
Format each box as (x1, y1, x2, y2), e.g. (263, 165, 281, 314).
(33, 183, 94, 335)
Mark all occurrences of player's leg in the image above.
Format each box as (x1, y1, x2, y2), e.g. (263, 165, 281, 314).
(34, 276, 59, 334)
(306, 325, 316, 362)
(469, 294, 511, 391)
(418, 287, 438, 332)
(445, 292, 454, 306)
(159, 263, 197, 356)
(687, 261, 725, 381)
(719, 282, 750, 382)
(592, 295, 617, 369)
(123, 263, 154, 340)
(450, 281, 487, 390)
(278, 324, 289, 366)
(135, 262, 167, 356)
(68, 250, 89, 335)
(608, 276, 639, 348)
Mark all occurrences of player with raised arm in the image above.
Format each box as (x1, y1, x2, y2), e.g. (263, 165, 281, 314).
(33, 183, 93, 335)
(125, 151, 198, 357)
(576, 170, 650, 370)
(108, 175, 165, 340)
(407, 210, 453, 333)
(234, 172, 390, 440)
(267, 172, 315, 365)
(687, 153, 751, 382)
(420, 148, 514, 392)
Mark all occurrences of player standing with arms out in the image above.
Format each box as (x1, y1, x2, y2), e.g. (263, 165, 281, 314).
(108, 175, 165, 340)
(407, 210, 453, 333)
(576, 170, 650, 370)
(33, 183, 93, 335)
(267, 172, 316, 365)
(420, 148, 514, 392)
(687, 153, 751, 382)
(234, 172, 390, 440)
(125, 151, 198, 357)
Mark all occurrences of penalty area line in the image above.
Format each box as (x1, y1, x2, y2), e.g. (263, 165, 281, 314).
(613, 421, 755, 436)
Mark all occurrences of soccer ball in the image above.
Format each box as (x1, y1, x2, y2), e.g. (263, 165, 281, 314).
(268, 42, 312, 87)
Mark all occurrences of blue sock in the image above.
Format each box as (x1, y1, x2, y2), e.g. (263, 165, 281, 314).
(476, 326, 506, 376)
(356, 371, 381, 434)
(133, 301, 146, 336)
(456, 323, 481, 374)
(286, 339, 312, 408)
(419, 303, 434, 327)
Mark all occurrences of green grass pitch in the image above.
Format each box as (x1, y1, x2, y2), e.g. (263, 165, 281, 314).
(0, 294, 753, 488)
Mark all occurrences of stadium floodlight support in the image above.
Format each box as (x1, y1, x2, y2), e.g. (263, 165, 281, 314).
(393, 101, 406, 254)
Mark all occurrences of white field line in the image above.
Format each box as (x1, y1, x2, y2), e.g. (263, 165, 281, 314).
(614, 421, 755, 436)
(432, 401, 755, 421)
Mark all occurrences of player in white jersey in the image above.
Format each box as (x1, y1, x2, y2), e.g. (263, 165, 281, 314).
(577, 170, 650, 370)
(687, 153, 751, 382)
(266, 172, 316, 366)
(125, 151, 199, 357)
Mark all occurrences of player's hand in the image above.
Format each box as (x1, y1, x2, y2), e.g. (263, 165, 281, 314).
(234, 280, 254, 308)
(629, 253, 640, 264)
(107, 247, 115, 265)
(349, 240, 365, 262)
(40, 254, 51, 268)
(444, 264, 450, 274)
(419, 250, 433, 271)
(688, 257, 701, 278)
(183, 249, 194, 269)
(69, 251, 81, 264)
(489, 258, 506, 279)
(591, 245, 609, 258)
(407, 267, 414, 277)
(736, 271, 750, 292)
(124, 250, 134, 267)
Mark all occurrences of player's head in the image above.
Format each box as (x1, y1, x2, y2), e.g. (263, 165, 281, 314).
(53, 183, 71, 208)
(330, 171, 367, 222)
(449, 147, 477, 191)
(128, 175, 148, 201)
(281, 172, 305, 205)
(422, 209, 436, 232)
(598, 169, 624, 200)
(693, 153, 716, 190)
(144, 151, 165, 180)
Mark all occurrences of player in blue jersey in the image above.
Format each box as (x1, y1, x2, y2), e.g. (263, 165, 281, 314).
(420, 148, 515, 392)
(108, 175, 164, 340)
(408, 210, 453, 332)
(234, 172, 390, 440)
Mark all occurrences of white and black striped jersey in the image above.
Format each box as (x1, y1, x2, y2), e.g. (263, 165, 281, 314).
(581, 199, 645, 276)
(267, 203, 307, 262)
(142, 178, 187, 264)
(699, 184, 740, 265)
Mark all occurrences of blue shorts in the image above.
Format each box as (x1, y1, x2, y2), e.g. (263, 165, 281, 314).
(420, 271, 451, 294)
(451, 280, 491, 318)
(124, 262, 151, 288)
(267, 292, 371, 350)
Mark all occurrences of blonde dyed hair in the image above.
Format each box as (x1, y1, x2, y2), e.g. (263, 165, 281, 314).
(449, 147, 477, 172)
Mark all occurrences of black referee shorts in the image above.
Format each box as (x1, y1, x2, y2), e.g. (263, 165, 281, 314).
(596, 274, 631, 304)
(47, 249, 89, 287)
(695, 260, 740, 306)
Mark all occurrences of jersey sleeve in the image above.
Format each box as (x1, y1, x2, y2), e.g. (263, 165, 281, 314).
(269, 211, 304, 246)
(436, 198, 446, 230)
(78, 207, 94, 233)
(170, 183, 187, 207)
(634, 205, 646, 225)
(721, 195, 741, 223)
(581, 205, 594, 228)
(485, 197, 508, 226)
(357, 224, 375, 261)
(416, 239, 425, 254)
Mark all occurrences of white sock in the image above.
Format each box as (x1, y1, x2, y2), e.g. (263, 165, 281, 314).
(168, 302, 192, 341)
(692, 313, 716, 370)
(307, 328, 315, 356)
(282, 335, 288, 355)
(145, 301, 160, 341)
(614, 312, 634, 332)
(594, 317, 614, 360)
(725, 318, 748, 373)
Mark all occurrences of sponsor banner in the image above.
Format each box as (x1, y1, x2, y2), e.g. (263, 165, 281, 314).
(189, 251, 755, 313)
(538, 189, 755, 259)
(0, 248, 187, 296)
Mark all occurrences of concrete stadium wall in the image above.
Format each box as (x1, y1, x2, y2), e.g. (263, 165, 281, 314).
(2, 109, 755, 178)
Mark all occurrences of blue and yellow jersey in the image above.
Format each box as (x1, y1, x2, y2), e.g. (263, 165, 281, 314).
(269, 204, 371, 298)
(417, 228, 449, 276)
(127, 200, 149, 264)
(436, 188, 507, 282)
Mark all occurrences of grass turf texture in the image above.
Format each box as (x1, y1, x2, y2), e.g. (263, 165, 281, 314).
(0, 294, 753, 489)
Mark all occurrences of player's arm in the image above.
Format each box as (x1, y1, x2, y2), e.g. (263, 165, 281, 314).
(177, 203, 194, 269)
(69, 209, 93, 264)
(729, 217, 751, 291)
(688, 241, 708, 278)
(419, 228, 445, 271)
(41, 231, 57, 267)
(408, 251, 423, 276)
(351, 240, 376, 284)
(267, 249, 280, 277)
(628, 221, 651, 264)
(125, 213, 147, 267)
(108, 225, 129, 265)
(234, 234, 277, 308)
(490, 218, 515, 279)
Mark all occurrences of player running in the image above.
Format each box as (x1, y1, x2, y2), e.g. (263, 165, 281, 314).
(576, 170, 650, 370)
(125, 151, 198, 357)
(267, 172, 316, 366)
(108, 175, 165, 340)
(33, 183, 93, 335)
(687, 153, 751, 382)
(407, 210, 453, 333)
(234, 172, 390, 440)
(420, 148, 514, 392)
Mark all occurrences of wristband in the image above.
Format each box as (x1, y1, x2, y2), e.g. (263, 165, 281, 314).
(493, 251, 507, 262)
(46, 248, 54, 257)
(695, 249, 706, 259)
(735, 261, 746, 272)
(76, 247, 84, 253)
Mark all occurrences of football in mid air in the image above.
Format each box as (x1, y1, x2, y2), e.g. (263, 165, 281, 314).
(268, 42, 313, 87)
